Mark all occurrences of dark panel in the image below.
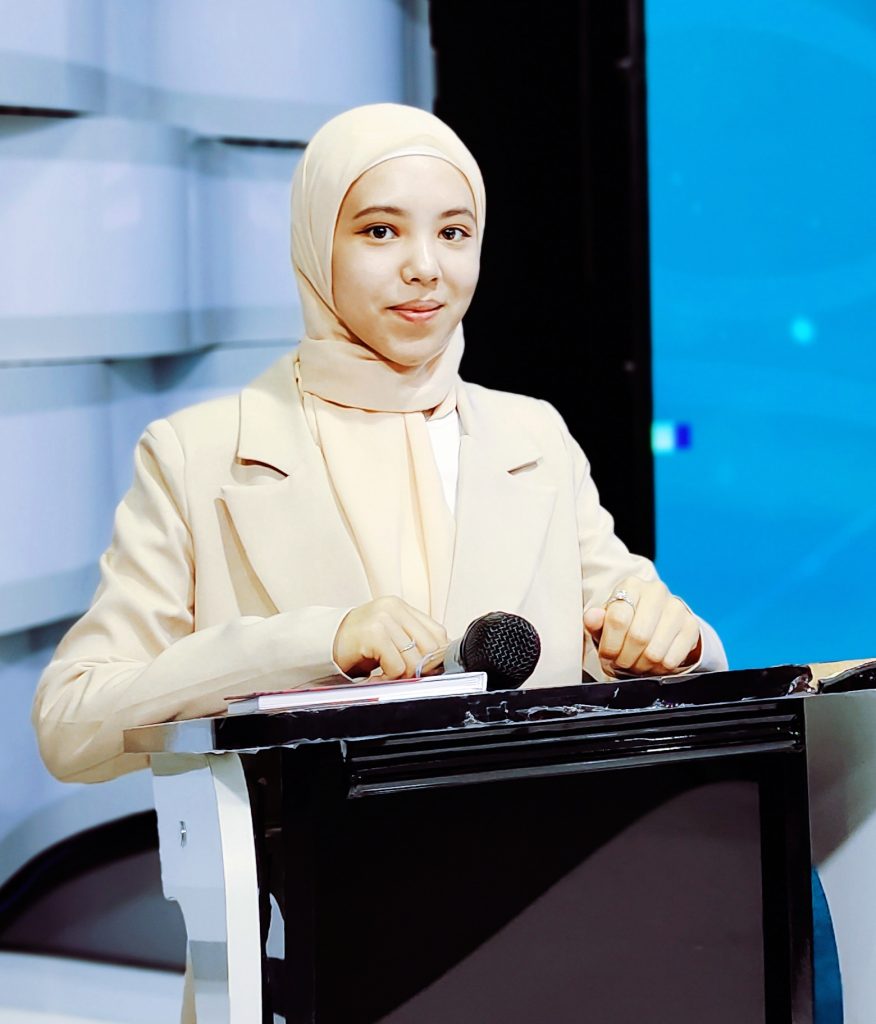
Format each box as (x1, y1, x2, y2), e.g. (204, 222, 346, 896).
(0, 812, 186, 971)
(430, 0, 655, 556)
(282, 753, 774, 1024)
(238, 695, 813, 1022)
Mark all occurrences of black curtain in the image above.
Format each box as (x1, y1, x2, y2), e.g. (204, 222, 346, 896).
(430, 0, 655, 558)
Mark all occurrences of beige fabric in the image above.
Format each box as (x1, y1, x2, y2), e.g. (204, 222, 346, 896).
(34, 351, 726, 1023)
(300, 378, 455, 622)
(292, 103, 487, 619)
(32, 350, 709, 785)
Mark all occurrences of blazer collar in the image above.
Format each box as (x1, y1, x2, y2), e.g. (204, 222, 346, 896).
(235, 357, 543, 479)
(226, 355, 556, 636)
(236, 351, 308, 477)
(223, 351, 371, 613)
(454, 379, 543, 474)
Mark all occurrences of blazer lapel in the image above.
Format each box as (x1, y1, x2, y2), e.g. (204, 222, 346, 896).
(220, 354, 371, 612)
(444, 384, 557, 637)
(219, 358, 556, 631)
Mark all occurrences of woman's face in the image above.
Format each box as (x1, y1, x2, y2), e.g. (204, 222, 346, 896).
(332, 155, 480, 367)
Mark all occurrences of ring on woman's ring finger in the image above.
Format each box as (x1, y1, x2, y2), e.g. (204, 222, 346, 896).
(607, 589, 636, 612)
(399, 641, 417, 653)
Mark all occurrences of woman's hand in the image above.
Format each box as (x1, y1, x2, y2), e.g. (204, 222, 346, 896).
(583, 577, 702, 678)
(333, 596, 449, 680)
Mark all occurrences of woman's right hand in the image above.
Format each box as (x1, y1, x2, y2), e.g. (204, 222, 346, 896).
(332, 596, 449, 680)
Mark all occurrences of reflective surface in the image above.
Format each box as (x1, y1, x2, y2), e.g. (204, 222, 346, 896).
(299, 770, 766, 1024)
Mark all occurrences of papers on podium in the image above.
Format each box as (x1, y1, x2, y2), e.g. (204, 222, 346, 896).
(225, 671, 488, 716)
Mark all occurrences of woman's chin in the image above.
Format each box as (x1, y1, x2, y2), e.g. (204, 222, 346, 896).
(368, 333, 455, 369)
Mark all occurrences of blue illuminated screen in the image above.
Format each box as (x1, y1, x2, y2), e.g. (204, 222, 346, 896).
(647, 0, 876, 668)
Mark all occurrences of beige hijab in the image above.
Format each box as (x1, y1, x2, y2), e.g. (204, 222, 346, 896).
(291, 103, 486, 622)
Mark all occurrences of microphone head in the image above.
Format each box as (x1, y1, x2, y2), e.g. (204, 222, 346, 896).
(460, 611, 541, 690)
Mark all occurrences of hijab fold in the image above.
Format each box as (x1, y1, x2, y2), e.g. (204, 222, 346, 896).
(290, 104, 486, 621)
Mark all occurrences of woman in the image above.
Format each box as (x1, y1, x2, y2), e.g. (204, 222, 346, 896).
(33, 103, 726, 785)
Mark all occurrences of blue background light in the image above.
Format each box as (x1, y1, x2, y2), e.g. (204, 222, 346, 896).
(647, 0, 876, 668)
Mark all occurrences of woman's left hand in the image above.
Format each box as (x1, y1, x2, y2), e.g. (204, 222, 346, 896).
(583, 577, 702, 677)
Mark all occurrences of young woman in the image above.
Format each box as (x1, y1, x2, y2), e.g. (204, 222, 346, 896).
(34, 103, 726, 785)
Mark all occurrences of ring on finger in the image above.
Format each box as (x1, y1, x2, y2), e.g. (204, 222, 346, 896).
(606, 589, 636, 612)
(399, 640, 417, 653)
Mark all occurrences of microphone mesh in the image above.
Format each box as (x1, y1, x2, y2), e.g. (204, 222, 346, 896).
(461, 612, 541, 689)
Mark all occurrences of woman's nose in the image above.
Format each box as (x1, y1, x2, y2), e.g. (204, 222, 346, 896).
(401, 238, 440, 285)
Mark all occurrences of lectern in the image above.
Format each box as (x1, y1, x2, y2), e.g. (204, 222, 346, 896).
(125, 663, 876, 1024)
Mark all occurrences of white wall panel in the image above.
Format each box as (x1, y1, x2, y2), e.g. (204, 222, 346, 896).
(0, 0, 106, 112)
(137, 343, 294, 415)
(190, 141, 303, 348)
(0, 626, 69, 852)
(0, 116, 191, 363)
(0, 363, 113, 633)
(0, 1, 426, 141)
(105, 0, 409, 140)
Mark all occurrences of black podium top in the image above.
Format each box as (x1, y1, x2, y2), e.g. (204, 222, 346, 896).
(124, 661, 876, 759)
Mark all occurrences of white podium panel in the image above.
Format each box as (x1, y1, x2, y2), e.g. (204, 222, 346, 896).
(152, 753, 261, 1024)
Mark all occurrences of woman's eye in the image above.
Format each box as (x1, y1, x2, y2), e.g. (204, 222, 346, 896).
(363, 225, 397, 240)
(441, 227, 469, 242)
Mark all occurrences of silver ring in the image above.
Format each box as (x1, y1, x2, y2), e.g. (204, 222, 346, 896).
(607, 589, 636, 612)
(399, 641, 417, 652)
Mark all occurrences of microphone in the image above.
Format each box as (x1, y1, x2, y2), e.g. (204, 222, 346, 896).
(429, 611, 541, 690)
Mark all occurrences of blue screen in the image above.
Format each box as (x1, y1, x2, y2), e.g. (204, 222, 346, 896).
(646, 0, 876, 668)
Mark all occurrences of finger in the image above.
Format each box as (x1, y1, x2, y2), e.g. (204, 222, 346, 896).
(640, 598, 689, 665)
(612, 600, 660, 669)
(402, 604, 449, 649)
(613, 583, 667, 669)
(583, 607, 606, 639)
(394, 611, 451, 676)
(661, 621, 702, 672)
(629, 653, 659, 676)
(359, 616, 409, 680)
(380, 603, 451, 677)
(375, 631, 408, 680)
(597, 577, 647, 661)
(597, 601, 635, 660)
(371, 596, 441, 631)
(380, 619, 423, 677)
(333, 609, 378, 676)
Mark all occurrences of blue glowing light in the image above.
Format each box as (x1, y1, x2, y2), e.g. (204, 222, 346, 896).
(790, 317, 817, 344)
(652, 421, 692, 454)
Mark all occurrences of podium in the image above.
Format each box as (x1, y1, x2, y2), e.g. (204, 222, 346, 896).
(125, 662, 876, 1024)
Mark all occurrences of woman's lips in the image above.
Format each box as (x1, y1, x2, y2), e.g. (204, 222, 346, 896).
(390, 304, 443, 323)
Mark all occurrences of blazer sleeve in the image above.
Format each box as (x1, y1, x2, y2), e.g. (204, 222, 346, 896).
(545, 402, 728, 680)
(32, 419, 350, 785)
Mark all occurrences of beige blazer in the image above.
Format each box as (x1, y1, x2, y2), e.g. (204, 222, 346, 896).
(34, 352, 720, 784)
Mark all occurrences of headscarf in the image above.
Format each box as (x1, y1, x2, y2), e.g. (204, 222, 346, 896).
(290, 103, 486, 621)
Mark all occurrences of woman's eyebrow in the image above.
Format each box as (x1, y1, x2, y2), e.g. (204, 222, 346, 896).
(351, 205, 476, 221)
(352, 205, 405, 220)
